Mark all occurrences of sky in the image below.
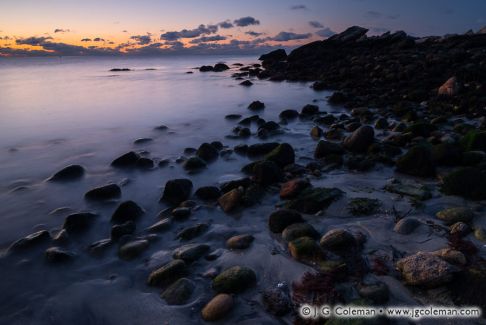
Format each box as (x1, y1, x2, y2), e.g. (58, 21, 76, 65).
(0, 0, 485, 57)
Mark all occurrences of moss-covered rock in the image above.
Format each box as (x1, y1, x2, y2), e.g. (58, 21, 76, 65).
(460, 130, 486, 152)
(396, 145, 436, 177)
(147, 259, 187, 287)
(347, 198, 380, 216)
(288, 236, 322, 261)
(161, 278, 195, 305)
(431, 143, 463, 166)
(264, 143, 295, 168)
(436, 207, 474, 225)
(282, 223, 319, 242)
(284, 187, 343, 214)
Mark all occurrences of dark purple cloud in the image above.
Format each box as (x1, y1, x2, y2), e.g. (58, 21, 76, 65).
(219, 21, 234, 29)
(93, 37, 105, 42)
(130, 34, 152, 45)
(16, 36, 53, 46)
(290, 5, 307, 10)
(160, 24, 219, 41)
(233, 16, 260, 27)
(309, 21, 323, 28)
(189, 35, 226, 44)
(81, 38, 91, 42)
(54, 28, 70, 33)
(245, 31, 264, 37)
(270, 31, 312, 41)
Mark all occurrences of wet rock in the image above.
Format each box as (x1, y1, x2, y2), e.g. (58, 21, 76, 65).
(394, 218, 421, 235)
(111, 151, 140, 168)
(173, 243, 210, 262)
(252, 160, 283, 186)
(111, 221, 136, 240)
(183, 157, 206, 171)
(226, 234, 254, 249)
(431, 143, 463, 166)
(314, 140, 344, 159)
(158, 159, 170, 168)
(248, 100, 265, 111)
(225, 114, 242, 120)
(279, 109, 299, 119)
(264, 143, 295, 168)
(432, 248, 466, 266)
(111, 200, 144, 223)
(135, 157, 154, 169)
(262, 286, 291, 316)
(474, 227, 486, 242)
(436, 207, 474, 225)
(374, 118, 389, 130)
(461, 130, 486, 152)
(240, 80, 253, 86)
(213, 63, 230, 72)
(259, 49, 287, 63)
(161, 278, 195, 305)
(280, 179, 311, 199)
(134, 138, 153, 145)
(88, 238, 112, 256)
(284, 187, 343, 214)
(49, 165, 85, 181)
(438, 76, 460, 96)
(154, 124, 168, 131)
(310, 126, 324, 139)
(441, 167, 486, 200)
(146, 218, 171, 233)
(212, 266, 257, 293)
(282, 223, 319, 242)
(347, 198, 380, 216)
(450, 222, 470, 236)
(195, 186, 221, 201)
(176, 223, 209, 240)
(118, 239, 149, 260)
(315, 114, 336, 126)
(329, 25, 368, 42)
(396, 145, 436, 177)
(148, 259, 187, 286)
(396, 252, 458, 287)
(385, 178, 432, 200)
(247, 142, 279, 157)
(171, 207, 191, 220)
(220, 178, 251, 193)
(84, 184, 121, 201)
(45, 247, 74, 263)
(196, 143, 219, 162)
(234, 144, 248, 155)
(300, 104, 319, 116)
(161, 179, 193, 205)
(63, 212, 97, 233)
(53, 229, 69, 244)
(462, 151, 486, 166)
(288, 236, 322, 261)
(319, 229, 355, 250)
(201, 294, 234, 321)
(343, 126, 374, 153)
(268, 209, 304, 233)
(358, 282, 389, 304)
(218, 187, 243, 213)
(199, 65, 214, 72)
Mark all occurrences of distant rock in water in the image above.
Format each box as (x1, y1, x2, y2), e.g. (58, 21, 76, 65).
(85, 184, 121, 201)
(213, 63, 230, 72)
(109, 68, 131, 72)
(240, 80, 253, 86)
(161, 179, 193, 205)
(199, 65, 214, 72)
(49, 164, 85, 182)
(111, 151, 140, 168)
(111, 200, 144, 223)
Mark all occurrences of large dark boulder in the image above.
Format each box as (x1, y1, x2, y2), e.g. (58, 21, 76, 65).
(396, 145, 436, 177)
(343, 126, 375, 153)
(161, 179, 193, 205)
(328, 26, 368, 43)
(259, 49, 287, 63)
(442, 167, 486, 200)
(264, 143, 295, 167)
(85, 184, 121, 201)
(111, 201, 144, 223)
(49, 165, 85, 181)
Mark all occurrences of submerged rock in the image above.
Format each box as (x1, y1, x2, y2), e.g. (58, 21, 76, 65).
(396, 252, 458, 287)
(240, 80, 253, 86)
(147, 259, 187, 286)
(161, 278, 195, 305)
(63, 212, 97, 233)
(111, 220, 136, 240)
(288, 236, 322, 261)
(111, 201, 144, 223)
(196, 143, 219, 162)
(183, 157, 207, 171)
(284, 187, 343, 214)
(161, 179, 193, 205)
(84, 184, 121, 201)
(319, 229, 355, 250)
(111, 151, 140, 168)
(282, 223, 319, 242)
(441, 167, 486, 200)
(173, 243, 210, 262)
(264, 143, 295, 168)
(394, 218, 421, 235)
(262, 286, 291, 316)
(268, 209, 304, 233)
(226, 234, 254, 249)
(49, 165, 85, 181)
(8, 230, 51, 253)
(212, 266, 257, 293)
(347, 198, 380, 216)
(436, 207, 474, 225)
(385, 179, 432, 200)
(248, 100, 265, 111)
(176, 223, 208, 240)
(45, 247, 74, 263)
(201, 294, 234, 321)
(118, 239, 149, 260)
(195, 186, 221, 201)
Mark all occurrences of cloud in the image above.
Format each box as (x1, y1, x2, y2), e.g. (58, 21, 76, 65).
(16, 36, 53, 46)
(93, 37, 105, 42)
(246, 31, 264, 37)
(219, 21, 234, 29)
(189, 35, 227, 44)
(233, 16, 260, 27)
(54, 28, 70, 33)
(160, 24, 219, 41)
(309, 21, 323, 28)
(365, 11, 383, 19)
(315, 27, 336, 38)
(81, 38, 91, 42)
(130, 34, 152, 45)
(290, 5, 307, 10)
(270, 31, 312, 41)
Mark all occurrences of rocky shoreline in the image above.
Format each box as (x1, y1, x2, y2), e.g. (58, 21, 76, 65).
(2, 29, 486, 324)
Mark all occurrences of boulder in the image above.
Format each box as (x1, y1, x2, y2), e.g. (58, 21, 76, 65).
(319, 229, 355, 250)
(280, 179, 311, 199)
(347, 198, 380, 216)
(195, 186, 221, 201)
(196, 143, 219, 162)
(436, 207, 474, 225)
(218, 187, 243, 213)
(49, 165, 85, 181)
(183, 157, 207, 171)
(8, 230, 51, 253)
(248, 100, 265, 111)
(111, 221, 136, 240)
(262, 286, 291, 316)
(161, 278, 195, 305)
(147, 259, 187, 286)
(264, 143, 295, 167)
(396, 252, 457, 287)
(284, 187, 343, 214)
(45, 247, 74, 263)
(118, 239, 149, 260)
(111, 151, 140, 168)
(226, 234, 254, 249)
(161, 179, 193, 205)
(441, 167, 486, 200)
(176, 223, 208, 241)
(438, 76, 460, 96)
(282, 223, 319, 242)
(328, 26, 368, 42)
(288, 236, 321, 261)
(394, 218, 421, 234)
(85, 184, 121, 201)
(314, 140, 344, 159)
(111, 201, 144, 223)
(201, 294, 234, 321)
(63, 212, 97, 233)
(396, 145, 436, 177)
(173, 243, 210, 262)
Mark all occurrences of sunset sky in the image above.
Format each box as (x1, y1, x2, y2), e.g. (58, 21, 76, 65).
(1, 0, 485, 57)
